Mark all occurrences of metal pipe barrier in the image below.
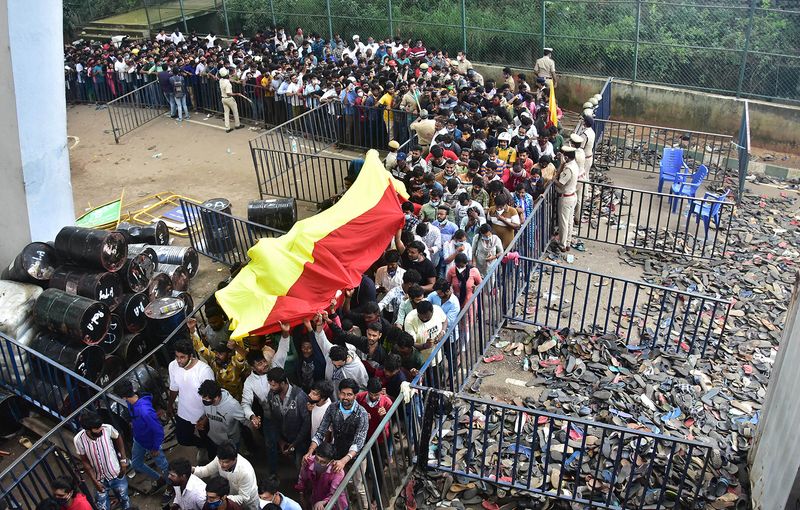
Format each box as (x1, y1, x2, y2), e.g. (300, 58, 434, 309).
(594, 119, 734, 183)
(180, 199, 287, 267)
(330, 101, 420, 153)
(419, 386, 714, 510)
(575, 180, 734, 259)
(576, 77, 613, 146)
(252, 148, 352, 204)
(0, 332, 116, 424)
(508, 256, 732, 358)
(249, 103, 338, 154)
(106, 80, 169, 143)
(0, 296, 214, 509)
(736, 101, 750, 204)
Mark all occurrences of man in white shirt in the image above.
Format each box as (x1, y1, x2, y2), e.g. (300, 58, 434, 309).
(307, 380, 333, 440)
(205, 32, 218, 49)
(168, 458, 206, 510)
(374, 249, 406, 294)
(442, 230, 473, 273)
(193, 442, 259, 510)
(156, 30, 168, 43)
(168, 338, 215, 450)
(404, 300, 448, 366)
(171, 28, 185, 45)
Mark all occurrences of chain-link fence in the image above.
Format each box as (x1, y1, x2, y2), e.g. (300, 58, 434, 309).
(68, 0, 799, 103)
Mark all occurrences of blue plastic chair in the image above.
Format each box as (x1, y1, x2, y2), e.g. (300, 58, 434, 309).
(669, 164, 708, 213)
(658, 147, 688, 193)
(687, 189, 731, 233)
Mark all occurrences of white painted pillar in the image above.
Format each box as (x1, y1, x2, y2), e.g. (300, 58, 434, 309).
(0, 0, 74, 266)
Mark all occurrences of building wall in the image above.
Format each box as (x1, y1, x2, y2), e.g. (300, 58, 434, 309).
(749, 273, 800, 510)
(3, 0, 75, 255)
(0, 3, 31, 266)
(472, 64, 800, 156)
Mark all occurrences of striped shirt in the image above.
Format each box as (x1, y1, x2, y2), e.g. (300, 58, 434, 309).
(74, 424, 121, 482)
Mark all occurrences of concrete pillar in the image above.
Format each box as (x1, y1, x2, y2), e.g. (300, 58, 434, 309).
(749, 272, 800, 509)
(0, 0, 74, 266)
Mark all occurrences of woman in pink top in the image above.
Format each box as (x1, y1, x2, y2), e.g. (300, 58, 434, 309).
(446, 252, 483, 318)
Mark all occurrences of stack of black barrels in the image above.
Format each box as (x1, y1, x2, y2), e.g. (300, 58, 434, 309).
(1, 222, 199, 388)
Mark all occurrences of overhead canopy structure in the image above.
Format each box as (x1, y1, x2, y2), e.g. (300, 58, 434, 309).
(217, 149, 408, 339)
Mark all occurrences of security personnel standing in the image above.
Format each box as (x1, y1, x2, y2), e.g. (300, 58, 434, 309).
(533, 47, 557, 87)
(582, 116, 596, 182)
(218, 67, 243, 133)
(569, 133, 587, 227)
(555, 146, 579, 252)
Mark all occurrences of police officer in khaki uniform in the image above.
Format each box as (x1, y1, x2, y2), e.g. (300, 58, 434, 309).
(533, 48, 557, 87)
(582, 116, 596, 179)
(569, 133, 587, 226)
(218, 67, 243, 132)
(555, 146, 579, 252)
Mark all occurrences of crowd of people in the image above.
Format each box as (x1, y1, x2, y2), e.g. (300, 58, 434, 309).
(51, 23, 598, 510)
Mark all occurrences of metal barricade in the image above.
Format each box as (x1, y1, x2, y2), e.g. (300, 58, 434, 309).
(508, 256, 731, 358)
(249, 103, 338, 153)
(737, 101, 750, 204)
(594, 119, 734, 182)
(106, 80, 169, 143)
(331, 102, 420, 153)
(252, 148, 352, 204)
(180, 199, 287, 267)
(0, 296, 215, 509)
(575, 180, 734, 259)
(419, 386, 714, 510)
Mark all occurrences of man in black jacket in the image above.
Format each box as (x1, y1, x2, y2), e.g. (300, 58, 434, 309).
(264, 368, 311, 470)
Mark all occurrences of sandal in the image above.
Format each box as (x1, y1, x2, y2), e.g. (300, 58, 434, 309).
(483, 354, 504, 363)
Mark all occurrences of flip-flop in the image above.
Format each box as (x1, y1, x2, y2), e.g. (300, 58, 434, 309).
(483, 354, 504, 363)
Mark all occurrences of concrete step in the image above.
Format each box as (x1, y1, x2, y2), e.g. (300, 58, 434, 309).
(87, 20, 149, 30)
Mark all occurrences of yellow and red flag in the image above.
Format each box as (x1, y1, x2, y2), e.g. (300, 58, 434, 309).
(547, 78, 558, 128)
(216, 150, 408, 338)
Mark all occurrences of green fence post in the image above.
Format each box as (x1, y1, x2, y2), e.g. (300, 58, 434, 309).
(737, 0, 756, 98)
(633, 0, 641, 82)
(540, 0, 546, 53)
(143, 1, 153, 36)
(178, 0, 188, 32)
(221, 0, 230, 35)
(270, 0, 276, 28)
(461, 0, 467, 53)
(388, 0, 393, 38)
(326, 0, 333, 43)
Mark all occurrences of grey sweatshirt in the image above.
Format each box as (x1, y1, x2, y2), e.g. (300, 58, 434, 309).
(204, 389, 247, 446)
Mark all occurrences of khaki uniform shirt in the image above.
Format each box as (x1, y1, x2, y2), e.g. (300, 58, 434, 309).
(556, 160, 579, 195)
(220, 78, 233, 98)
(533, 56, 556, 79)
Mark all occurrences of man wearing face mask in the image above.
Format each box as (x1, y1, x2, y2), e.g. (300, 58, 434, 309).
(295, 442, 347, 510)
(168, 458, 206, 510)
(73, 412, 131, 510)
(374, 249, 406, 295)
(308, 314, 368, 396)
(197, 380, 248, 459)
(202, 476, 242, 510)
(487, 195, 521, 249)
(303, 378, 369, 508)
(258, 477, 301, 510)
(51, 477, 92, 510)
(194, 443, 258, 510)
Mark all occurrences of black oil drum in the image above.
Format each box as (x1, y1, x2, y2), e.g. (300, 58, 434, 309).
(157, 264, 190, 291)
(200, 198, 235, 255)
(127, 245, 159, 269)
(30, 332, 105, 383)
(97, 355, 125, 387)
(1, 242, 59, 286)
(115, 293, 148, 334)
(101, 312, 123, 355)
(146, 273, 173, 302)
(147, 245, 199, 278)
(171, 290, 194, 314)
(0, 390, 27, 438)
(145, 297, 187, 347)
(119, 251, 157, 293)
(247, 198, 297, 232)
(34, 288, 110, 345)
(49, 266, 122, 308)
(118, 333, 149, 365)
(116, 221, 170, 246)
(54, 227, 128, 272)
